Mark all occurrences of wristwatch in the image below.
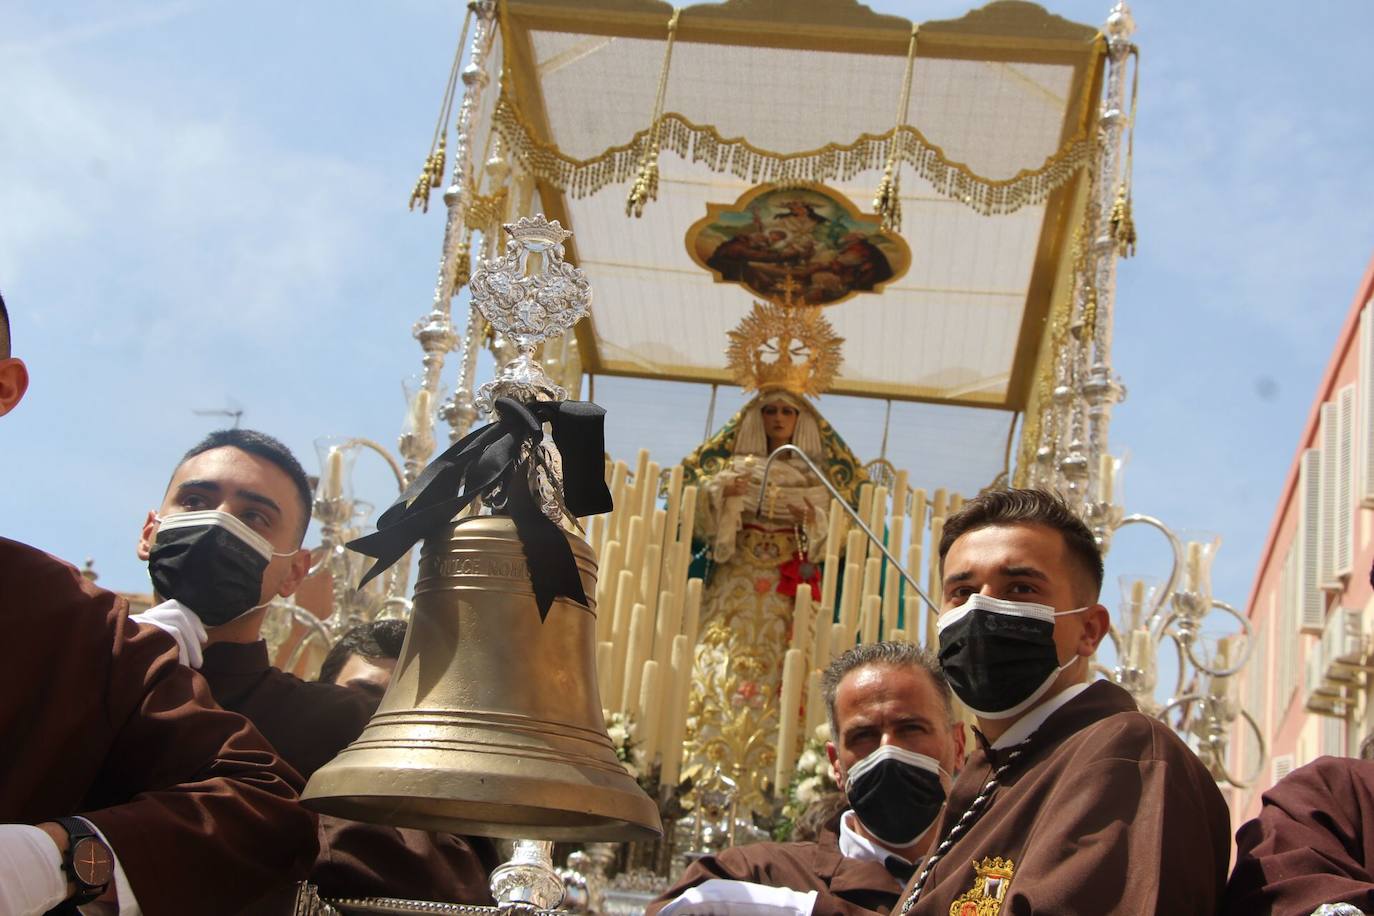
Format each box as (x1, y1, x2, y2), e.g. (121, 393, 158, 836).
(54, 817, 114, 906)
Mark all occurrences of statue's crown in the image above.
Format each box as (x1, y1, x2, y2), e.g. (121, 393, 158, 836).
(725, 280, 843, 399)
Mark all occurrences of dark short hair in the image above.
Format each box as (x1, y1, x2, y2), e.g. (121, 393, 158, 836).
(821, 641, 952, 741)
(318, 619, 408, 685)
(938, 488, 1104, 600)
(1, 291, 10, 359)
(177, 429, 314, 544)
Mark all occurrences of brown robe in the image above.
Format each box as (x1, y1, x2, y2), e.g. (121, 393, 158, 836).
(896, 681, 1230, 916)
(647, 814, 902, 916)
(1223, 755, 1374, 915)
(198, 638, 496, 907)
(0, 537, 317, 916)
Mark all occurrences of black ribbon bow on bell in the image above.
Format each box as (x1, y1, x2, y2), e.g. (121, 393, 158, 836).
(348, 396, 612, 620)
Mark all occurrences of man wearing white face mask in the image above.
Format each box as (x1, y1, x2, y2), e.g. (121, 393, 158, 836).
(896, 488, 1230, 916)
(648, 642, 963, 916)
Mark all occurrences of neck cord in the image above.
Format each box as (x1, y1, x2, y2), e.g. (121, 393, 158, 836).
(899, 746, 1024, 913)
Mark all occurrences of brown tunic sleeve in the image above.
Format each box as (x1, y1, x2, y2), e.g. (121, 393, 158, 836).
(1223, 756, 1374, 916)
(1, 538, 318, 916)
(311, 815, 500, 905)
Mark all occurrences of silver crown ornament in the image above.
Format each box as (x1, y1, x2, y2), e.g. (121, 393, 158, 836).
(469, 215, 591, 413)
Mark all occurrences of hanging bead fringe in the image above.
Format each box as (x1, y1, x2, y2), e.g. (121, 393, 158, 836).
(872, 163, 902, 233)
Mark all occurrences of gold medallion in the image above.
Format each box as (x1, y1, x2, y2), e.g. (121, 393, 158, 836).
(948, 856, 1015, 916)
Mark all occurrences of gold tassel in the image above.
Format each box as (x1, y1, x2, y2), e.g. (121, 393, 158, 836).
(408, 156, 437, 213)
(430, 136, 447, 189)
(625, 9, 679, 219)
(625, 155, 659, 218)
(872, 162, 902, 233)
(1109, 184, 1136, 257)
(452, 246, 472, 293)
(410, 7, 471, 211)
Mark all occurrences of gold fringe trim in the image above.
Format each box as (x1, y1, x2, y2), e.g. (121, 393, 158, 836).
(492, 90, 1091, 217)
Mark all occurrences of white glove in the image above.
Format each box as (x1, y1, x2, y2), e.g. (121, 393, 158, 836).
(657, 880, 818, 916)
(0, 824, 68, 916)
(131, 599, 208, 669)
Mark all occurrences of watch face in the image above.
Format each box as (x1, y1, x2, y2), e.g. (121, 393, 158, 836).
(72, 835, 114, 887)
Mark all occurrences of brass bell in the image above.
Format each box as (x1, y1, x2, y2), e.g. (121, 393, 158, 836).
(302, 516, 662, 841)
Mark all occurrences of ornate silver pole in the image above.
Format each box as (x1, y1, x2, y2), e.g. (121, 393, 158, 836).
(437, 1, 500, 442)
(1081, 2, 1134, 511)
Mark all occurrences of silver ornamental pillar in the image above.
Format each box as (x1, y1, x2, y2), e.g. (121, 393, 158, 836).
(436, 0, 502, 444)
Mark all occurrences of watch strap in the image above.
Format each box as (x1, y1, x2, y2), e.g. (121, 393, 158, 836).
(53, 817, 112, 906)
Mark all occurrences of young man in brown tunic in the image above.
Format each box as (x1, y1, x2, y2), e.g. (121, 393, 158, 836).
(1223, 755, 1374, 915)
(131, 428, 497, 905)
(0, 296, 318, 915)
(648, 641, 965, 916)
(896, 488, 1230, 916)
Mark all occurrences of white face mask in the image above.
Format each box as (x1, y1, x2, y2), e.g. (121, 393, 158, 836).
(936, 594, 1089, 721)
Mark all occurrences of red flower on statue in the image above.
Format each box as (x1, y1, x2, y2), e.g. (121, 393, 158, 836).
(777, 552, 821, 601)
(754, 577, 773, 595)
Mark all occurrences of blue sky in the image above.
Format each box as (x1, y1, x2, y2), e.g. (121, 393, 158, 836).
(4, 0, 1373, 636)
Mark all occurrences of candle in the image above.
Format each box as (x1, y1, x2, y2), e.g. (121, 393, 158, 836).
(409, 388, 432, 435)
(637, 660, 662, 765)
(610, 570, 637, 706)
(640, 461, 661, 520)
(660, 635, 692, 788)
(624, 516, 647, 590)
(910, 488, 927, 533)
(1128, 579, 1145, 632)
(818, 552, 840, 627)
(324, 447, 343, 500)
(790, 588, 813, 657)
(927, 518, 944, 647)
(596, 641, 614, 708)
(931, 488, 948, 522)
(839, 561, 862, 638)
(655, 588, 680, 665)
(678, 485, 698, 548)
(1128, 627, 1152, 670)
(845, 530, 865, 568)
(949, 492, 964, 515)
(650, 507, 666, 546)
(861, 557, 882, 602)
(596, 540, 624, 641)
(861, 594, 881, 645)
(882, 514, 905, 635)
(1098, 453, 1114, 505)
(1185, 542, 1201, 592)
(663, 465, 684, 547)
(812, 600, 833, 670)
(804, 669, 824, 732)
(893, 470, 910, 520)
(590, 515, 607, 558)
(609, 461, 629, 538)
(621, 602, 651, 713)
(682, 577, 703, 648)
(869, 486, 888, 534)
(774, 649, 805, 793)
(830, 621, 849, 659)
(640, 543, 662, 606)
(825, 498, 845, 555)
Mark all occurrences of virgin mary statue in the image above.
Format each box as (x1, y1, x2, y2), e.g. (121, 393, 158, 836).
(679, 300, 865, 814)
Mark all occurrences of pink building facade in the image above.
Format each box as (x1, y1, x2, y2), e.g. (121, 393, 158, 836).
(1230, 255, 1374, 824)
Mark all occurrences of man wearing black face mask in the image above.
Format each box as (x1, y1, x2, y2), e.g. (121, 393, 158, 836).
(896, 488, 1230, 916)
(132, 429, 499, 907)
(648, 642, 963, 916)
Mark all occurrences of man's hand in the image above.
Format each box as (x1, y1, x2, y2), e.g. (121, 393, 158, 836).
(0, 823, 70, 915)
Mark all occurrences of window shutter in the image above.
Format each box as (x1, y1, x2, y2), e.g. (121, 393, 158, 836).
(1299, 448, 1328, 633)
(1337, 384, 1356, 579)
(1360, 304, 1374, 505)
(1271, 753, 1295, 784)
(1320, 404, 1340, 589)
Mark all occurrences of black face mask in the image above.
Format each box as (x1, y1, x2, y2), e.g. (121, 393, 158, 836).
(937, 595, 1082, 720)
(845, 745, 947, 848)
(148, 510, 282, 627)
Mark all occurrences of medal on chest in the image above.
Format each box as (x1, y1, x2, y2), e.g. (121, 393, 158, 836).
(949, 856, 1014, 916)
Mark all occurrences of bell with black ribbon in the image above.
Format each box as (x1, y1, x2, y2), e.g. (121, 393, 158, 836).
(301, 215, 661, 842)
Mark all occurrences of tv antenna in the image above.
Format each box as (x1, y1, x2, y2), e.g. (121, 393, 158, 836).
(193, 398, 244, 428)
